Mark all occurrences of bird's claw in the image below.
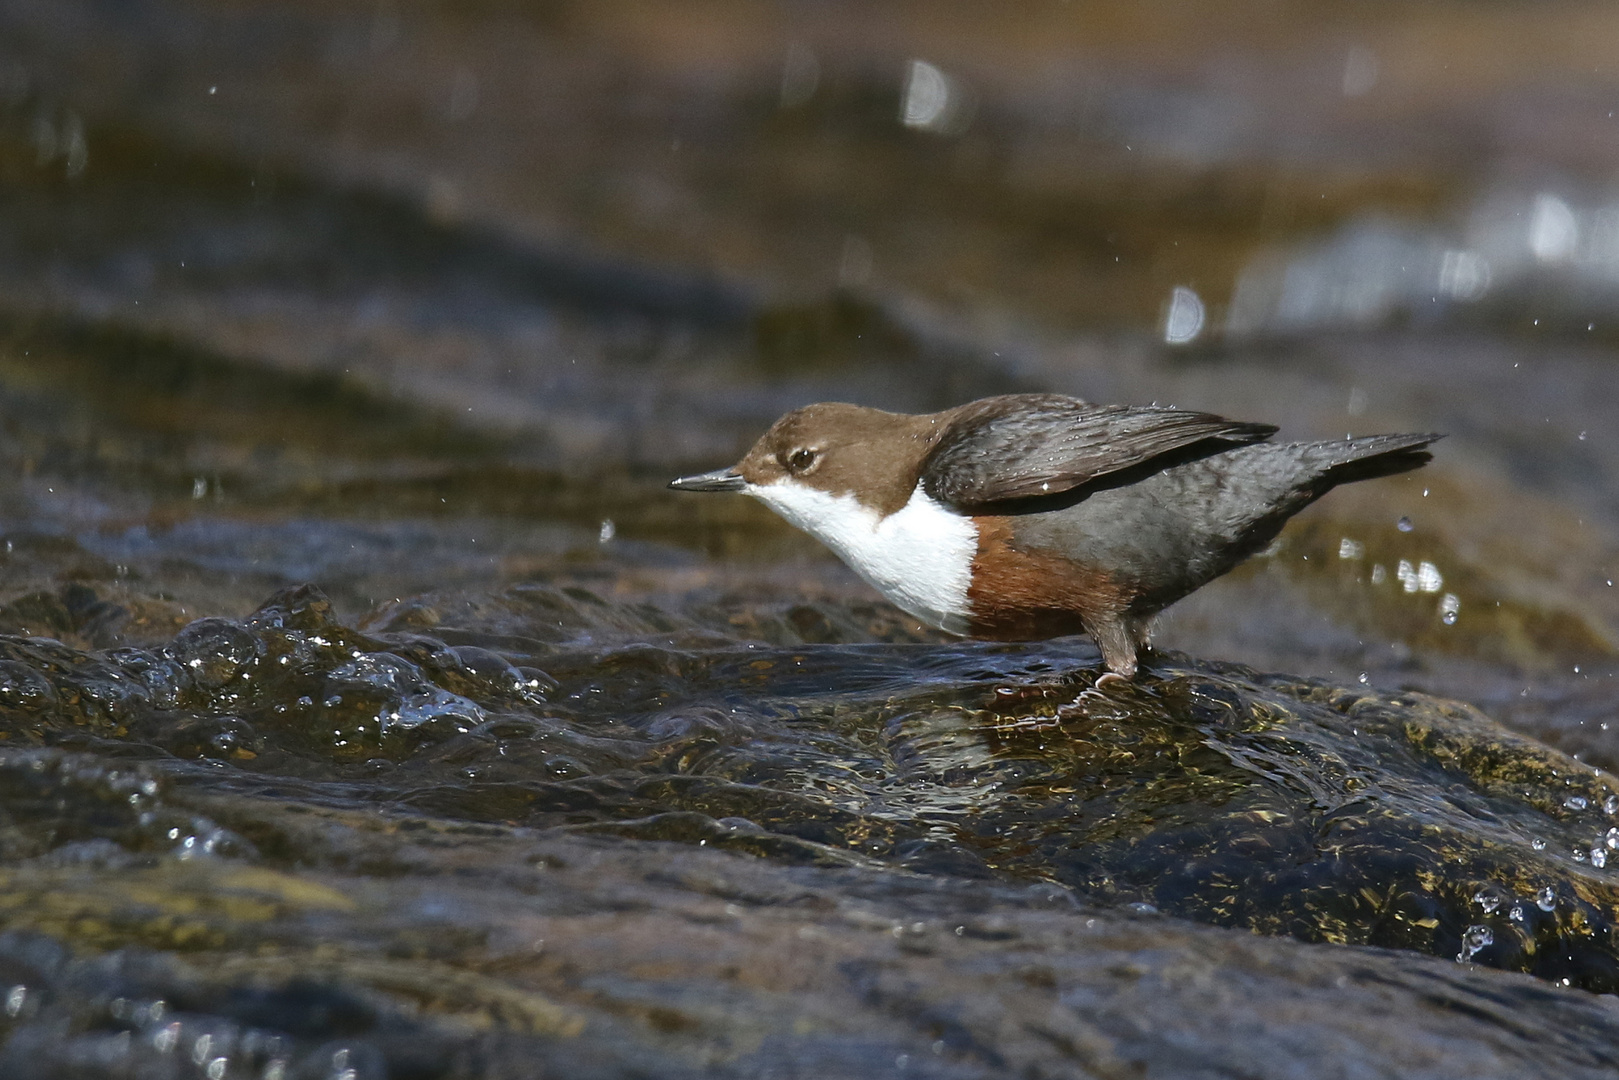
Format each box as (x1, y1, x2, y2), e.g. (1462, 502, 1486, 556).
(1056, 671, 1133, 718)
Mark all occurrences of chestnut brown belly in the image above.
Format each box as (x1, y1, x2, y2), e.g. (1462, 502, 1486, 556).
(965, 517, 1134, 641)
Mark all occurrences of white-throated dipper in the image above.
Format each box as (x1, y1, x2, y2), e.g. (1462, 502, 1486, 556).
(670, 394, 1438, 680)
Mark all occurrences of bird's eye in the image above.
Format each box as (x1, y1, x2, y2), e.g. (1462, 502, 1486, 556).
(787, 448, 818, 472)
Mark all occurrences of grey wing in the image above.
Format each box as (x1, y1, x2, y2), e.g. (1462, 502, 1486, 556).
(920, 394, 1278, 508)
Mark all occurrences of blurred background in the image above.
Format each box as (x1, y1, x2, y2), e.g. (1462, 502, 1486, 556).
(0, 0, 1616, 758)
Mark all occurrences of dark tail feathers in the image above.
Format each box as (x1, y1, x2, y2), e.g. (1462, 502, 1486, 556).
(1312, 432, 1442, 487)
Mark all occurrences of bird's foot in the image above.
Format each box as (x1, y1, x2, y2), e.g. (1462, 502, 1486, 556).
(1056, 671, 1134, 718)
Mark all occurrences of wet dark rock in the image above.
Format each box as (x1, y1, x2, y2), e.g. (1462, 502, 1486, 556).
(102, 648, 186, 711)
(0, 591, 76, 639)
(247, 583, 338, 634)
(58, 582, 129, 640)
(0, 660, 56, 712)
(163, 715, 261, 762)
(167, 616, 261, 692)
(2, 585, 1619, 1004)
(397, 638, 552, 706)
(0, 749, 172, 862)
(1, 808, 1618, 1079)
(0, 584, 134, 649)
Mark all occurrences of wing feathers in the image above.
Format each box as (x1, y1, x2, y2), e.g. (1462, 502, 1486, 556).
(921, 395, 1276, 507)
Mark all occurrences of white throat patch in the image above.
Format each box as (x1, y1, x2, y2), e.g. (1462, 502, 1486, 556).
(747, 479, 976, 634)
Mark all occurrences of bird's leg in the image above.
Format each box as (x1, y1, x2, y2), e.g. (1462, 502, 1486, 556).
(1125, 615, 1161, 676)
(1054, 612, 1138, 715)
(1085, 613, 1138, 680)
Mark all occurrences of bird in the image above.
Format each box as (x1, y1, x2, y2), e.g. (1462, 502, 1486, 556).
(669, 393, 1438, 681)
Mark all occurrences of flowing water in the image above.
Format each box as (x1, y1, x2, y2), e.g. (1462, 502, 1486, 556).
(1, 2, 1619, 1077)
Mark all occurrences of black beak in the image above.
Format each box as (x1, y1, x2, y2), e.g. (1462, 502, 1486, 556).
(668, 467, 747, 493)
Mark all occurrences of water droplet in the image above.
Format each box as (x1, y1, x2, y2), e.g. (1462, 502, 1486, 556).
(1509, 903, 1526, 922)
(153, 1022, 181, 1053)
(1163, 286, 1206, 345)
(1573, 847, 1587, 862)
(1472, 889, 1501, 914)
(1456, 924, 1494, 962)
(1357, 672, 1369, 684)
(1532, 837, 1547, 850)
(1396, 516, 1414, 532)
(1537, 886, 1557, 911)
(901, 59, 955, 133)
(1592, 846, 1607, 869)
(1567, 795, 1590, 811)
(1338, 538, 1365, 560)
(1606, 795, 1618, 815)
(1580, 431, 1588, 440)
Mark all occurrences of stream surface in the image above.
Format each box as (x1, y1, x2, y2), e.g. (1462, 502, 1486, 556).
(2, 2, 1619, 1077)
